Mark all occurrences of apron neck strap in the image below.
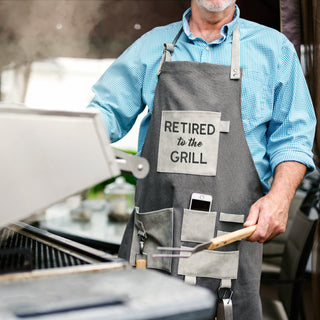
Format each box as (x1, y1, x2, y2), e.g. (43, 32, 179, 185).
(157, 27, 183, 76)
(157, 24, 241, 80)
(230, 25, 240, 80)
(172, 27, 183, 47)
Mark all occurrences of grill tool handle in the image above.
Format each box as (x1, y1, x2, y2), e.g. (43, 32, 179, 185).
(207, 225, 257, 250)
(113, 148, 150, 179)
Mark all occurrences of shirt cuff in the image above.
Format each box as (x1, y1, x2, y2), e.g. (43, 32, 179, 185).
(270, 149, 316, 175)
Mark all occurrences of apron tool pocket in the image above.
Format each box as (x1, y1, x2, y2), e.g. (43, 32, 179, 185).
(178, 248, 239, 280)
(129, 207, 173, 273)
(219, 212, 244, 224)
(218, 212, 245, 233)
(217, 212, 245, 251)
(181, 209, 217, 243)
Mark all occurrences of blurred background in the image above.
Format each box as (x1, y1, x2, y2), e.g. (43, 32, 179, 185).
(0, 0, 294, 152)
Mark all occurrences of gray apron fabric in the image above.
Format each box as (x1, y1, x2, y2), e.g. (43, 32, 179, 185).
(119, 26, 264, 320)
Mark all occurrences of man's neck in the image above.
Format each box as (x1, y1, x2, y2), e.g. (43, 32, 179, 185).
(189, 3, 236, 43)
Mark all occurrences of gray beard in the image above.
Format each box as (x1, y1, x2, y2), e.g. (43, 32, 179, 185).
(194, 0, 236, 12)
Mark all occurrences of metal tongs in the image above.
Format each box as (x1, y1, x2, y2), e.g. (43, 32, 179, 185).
(153, 225, 257, 259)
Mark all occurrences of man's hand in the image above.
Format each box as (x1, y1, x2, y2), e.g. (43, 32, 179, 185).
(244, 161, 307, 243)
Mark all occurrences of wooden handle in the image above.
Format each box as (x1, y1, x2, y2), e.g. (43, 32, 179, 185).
(136, 259, 147, 269)
(207, 225, 257, 250)
(135, 253, 147, 269)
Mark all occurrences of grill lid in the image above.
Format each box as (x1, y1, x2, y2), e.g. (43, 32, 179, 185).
(0, 106, 120, 228)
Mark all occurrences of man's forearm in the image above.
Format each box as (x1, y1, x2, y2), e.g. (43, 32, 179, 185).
(269, 161, 307, 207)
(244, 161, 307, 242)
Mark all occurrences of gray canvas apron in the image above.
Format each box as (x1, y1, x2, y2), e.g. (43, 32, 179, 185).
(119, 26, 264, 320)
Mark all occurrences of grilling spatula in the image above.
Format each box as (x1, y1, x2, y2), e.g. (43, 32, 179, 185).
(153, 225, 257, 259)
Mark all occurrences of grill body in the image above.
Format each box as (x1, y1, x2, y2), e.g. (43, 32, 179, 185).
(0, 225, 216, 320)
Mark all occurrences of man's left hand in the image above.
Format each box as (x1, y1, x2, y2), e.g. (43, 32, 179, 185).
(244, 161, 307, 243)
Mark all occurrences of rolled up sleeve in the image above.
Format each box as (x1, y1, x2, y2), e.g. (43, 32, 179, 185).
(267, 39, 316, 174)
(88, 40, 146, 143)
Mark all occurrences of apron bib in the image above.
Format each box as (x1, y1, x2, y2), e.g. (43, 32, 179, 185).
(119, 26, 264, 320)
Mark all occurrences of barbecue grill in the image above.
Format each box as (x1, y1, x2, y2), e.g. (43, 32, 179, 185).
(0, 106, 215, 319)
(0, 222, 123, 274)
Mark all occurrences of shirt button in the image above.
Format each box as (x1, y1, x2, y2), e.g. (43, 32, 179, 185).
(206, 46, 210, 51)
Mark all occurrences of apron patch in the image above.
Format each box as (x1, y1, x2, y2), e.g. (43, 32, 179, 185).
(157, 110, 229, 176)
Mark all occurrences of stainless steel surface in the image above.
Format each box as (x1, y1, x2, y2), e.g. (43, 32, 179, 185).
(0, 106, 120, 228)
(0, 268, 216, 320)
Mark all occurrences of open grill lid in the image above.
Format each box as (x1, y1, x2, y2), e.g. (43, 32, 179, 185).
(0, 106, 120, 228)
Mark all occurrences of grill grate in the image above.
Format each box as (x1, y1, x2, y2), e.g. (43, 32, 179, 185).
(0, 227, 88, 274)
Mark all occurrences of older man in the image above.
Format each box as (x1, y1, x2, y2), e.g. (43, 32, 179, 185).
(88, 1, 316, 319)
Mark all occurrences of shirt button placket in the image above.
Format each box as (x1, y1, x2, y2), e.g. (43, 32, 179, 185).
(200, 44, 211, 62)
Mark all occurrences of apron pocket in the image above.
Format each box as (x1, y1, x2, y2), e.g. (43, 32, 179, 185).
(129, 207, 173, 273)
(218, 212, 245, 234)
(181, 209, 217, 243)
(217, 212, 246, 250)
(219, 212, 244, 224)
(178, 248, 239, 279)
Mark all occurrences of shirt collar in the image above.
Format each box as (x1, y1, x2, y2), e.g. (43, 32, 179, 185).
(182, 5, 240, 43)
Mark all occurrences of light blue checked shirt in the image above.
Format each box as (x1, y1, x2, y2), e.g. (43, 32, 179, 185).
(88, 6, 316, 192)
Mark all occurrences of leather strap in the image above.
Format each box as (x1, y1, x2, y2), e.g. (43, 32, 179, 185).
(217, 298, 233, 320)
(230, 25, 240, 80)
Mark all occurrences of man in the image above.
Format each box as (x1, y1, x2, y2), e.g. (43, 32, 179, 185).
(88, 1, 316, 319)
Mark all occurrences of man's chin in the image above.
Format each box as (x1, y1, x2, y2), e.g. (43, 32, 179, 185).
(194, 0, 236, 13)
